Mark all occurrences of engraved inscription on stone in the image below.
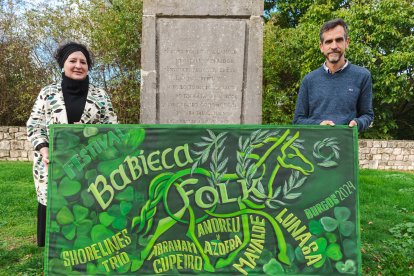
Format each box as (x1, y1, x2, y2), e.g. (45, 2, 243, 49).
(158, 19, 246, 124)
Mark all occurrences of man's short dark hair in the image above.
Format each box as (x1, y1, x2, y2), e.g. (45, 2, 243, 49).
(319, 18, 348, 42)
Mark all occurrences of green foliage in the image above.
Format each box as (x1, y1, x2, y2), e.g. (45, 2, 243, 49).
(86, 0, 142, 70)
(0, 39, 48, 125)
(263, 16, 320, 125)
(109, 77, 141, 124)
(264, 0, 350, 26)
(388, 222, 414, 249)
(344, 0, 414, 139)
(0, 1, 50, 126)
(85, 0, 143, 123)
(45, 128, 149, 271)
(263, 0, 414, 139)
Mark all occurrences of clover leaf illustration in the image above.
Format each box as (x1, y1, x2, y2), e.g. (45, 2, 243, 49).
(49, 181, 68, 213)
(320, 207, 355, 237)
(343, 239, 357, 257)
(58, 176, 81, 198)
(257, 249, 273, 265)
(305, 237, 343, 268)
(309, 220, 338, 242)
(90, 224, 114, 242)
(83, 126, 99, 137)
(335, 259, 357, 274)
(263, 258, 285, 275)
(56, 204, 93, 241)
(309, 219, 324, 235)
(115, 128, 145, 155)
(98, 186, 134, 230)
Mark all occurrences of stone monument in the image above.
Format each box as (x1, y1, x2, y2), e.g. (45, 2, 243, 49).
(140, 0, 263, 124)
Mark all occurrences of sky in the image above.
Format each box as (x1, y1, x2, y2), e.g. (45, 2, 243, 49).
(23, 0, 59, 9)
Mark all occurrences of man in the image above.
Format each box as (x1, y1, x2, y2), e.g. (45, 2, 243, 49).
(293, 18, 374, 131)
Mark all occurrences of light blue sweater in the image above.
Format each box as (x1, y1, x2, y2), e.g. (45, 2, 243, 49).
(293, 63, 374, 131)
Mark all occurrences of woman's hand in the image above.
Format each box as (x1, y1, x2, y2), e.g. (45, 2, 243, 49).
(39, 147, 50, 169)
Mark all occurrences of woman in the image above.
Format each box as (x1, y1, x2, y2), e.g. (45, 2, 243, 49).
(27, 41, 118, 247)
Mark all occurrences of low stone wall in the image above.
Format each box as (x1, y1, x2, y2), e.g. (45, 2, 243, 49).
(1, 127, 413, 170)
(0, 126, 33, 161)
(358, 139, 414, 171)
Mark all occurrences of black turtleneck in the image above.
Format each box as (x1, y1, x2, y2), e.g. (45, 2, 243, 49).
(61, 73, 89, 124)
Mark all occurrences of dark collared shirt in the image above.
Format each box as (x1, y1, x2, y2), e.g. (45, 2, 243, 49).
(323, 60, 349, 74)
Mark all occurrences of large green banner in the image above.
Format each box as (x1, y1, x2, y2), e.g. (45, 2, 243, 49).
(45, 125, 361, 275)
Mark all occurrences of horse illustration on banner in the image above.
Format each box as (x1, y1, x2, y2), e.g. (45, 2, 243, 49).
(130, 129, 315, 272)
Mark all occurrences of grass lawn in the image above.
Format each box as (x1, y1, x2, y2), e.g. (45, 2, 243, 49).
(0, 161, 43, 276)
(0, 161, 413, 275)
(359, 170, 414, 275)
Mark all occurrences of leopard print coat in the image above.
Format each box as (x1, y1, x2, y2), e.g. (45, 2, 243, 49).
(27, 83, 118, 205)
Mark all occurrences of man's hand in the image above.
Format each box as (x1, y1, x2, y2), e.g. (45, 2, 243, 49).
(39, 147, 50, 169)
(320, 120, 335, 126)
(348, 120, 358, 128)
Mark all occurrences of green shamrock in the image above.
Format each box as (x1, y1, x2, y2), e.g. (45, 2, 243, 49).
(309, 219, 324, 235)
(80, 188, 95, 208)
(86, 133, 119, 161)
(56, 204, 93, 241)
(54, 131, 80, 150)
(49, 221, 60, 233)
(296, 237, 343, 269)
(98, 187, 134, 231)
(257, 249, 274, 265)
(83, 126, 98, 137)
(343, 239, 357, 257)
(58, 176, 81, 197)
(116, 186, 135, 202)
(51, 160, 65, 180)
(309, 220, 339, 243)
(90, 224, 114, 243)
(84, 169, 98, 182)
(320, 207, 355, 236)
(335, 259, 357, 274)
(49, 181, 68, 213)
(115, 128, 145, 155)
(263, 258, 285, 275)
(97, 157, 125, 177)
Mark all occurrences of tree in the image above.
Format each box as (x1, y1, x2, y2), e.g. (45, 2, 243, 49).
(264, 0, 350, 26)
(0, 0, 50, 125)
(84, 0, 143, 123)
(344, 0, 414, 139)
